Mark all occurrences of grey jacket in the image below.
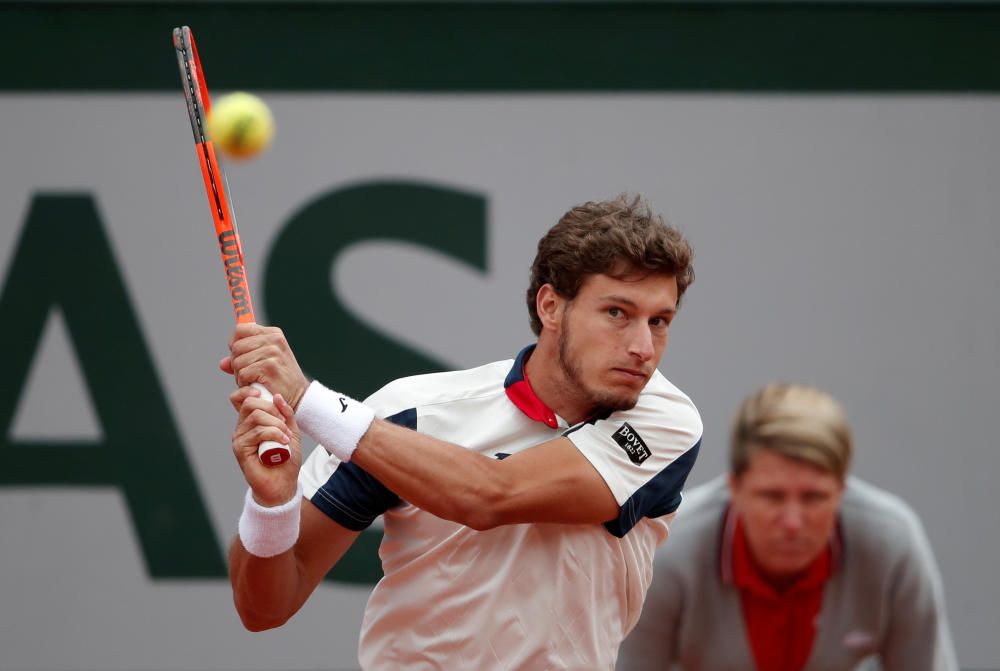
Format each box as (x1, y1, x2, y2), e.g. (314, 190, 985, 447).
(617, 477, 958, 671)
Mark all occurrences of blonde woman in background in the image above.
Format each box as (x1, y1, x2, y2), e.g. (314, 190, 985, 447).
(619, 383, 957, 671)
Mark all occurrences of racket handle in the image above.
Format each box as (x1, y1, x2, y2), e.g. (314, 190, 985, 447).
(252, 383, 292, 465)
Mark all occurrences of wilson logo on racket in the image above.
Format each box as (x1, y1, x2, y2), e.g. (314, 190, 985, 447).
(218, 229, 251, 317)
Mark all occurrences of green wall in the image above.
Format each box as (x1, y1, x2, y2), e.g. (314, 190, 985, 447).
(4, 1, 1000, 91)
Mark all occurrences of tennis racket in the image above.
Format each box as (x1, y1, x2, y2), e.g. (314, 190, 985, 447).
(172, 25, 290, 466)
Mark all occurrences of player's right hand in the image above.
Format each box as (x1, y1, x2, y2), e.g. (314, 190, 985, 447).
(231, 386, 302, 507)
(226, 323, 311, 411)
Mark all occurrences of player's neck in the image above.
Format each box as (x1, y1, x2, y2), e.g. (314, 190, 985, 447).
(524, 338, 592, 426)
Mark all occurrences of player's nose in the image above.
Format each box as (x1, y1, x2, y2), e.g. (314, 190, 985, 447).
(627, 324, 656, 362)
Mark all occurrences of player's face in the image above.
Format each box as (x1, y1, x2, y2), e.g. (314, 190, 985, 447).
(729, 450, 845, 584)
(557, 272, 678, 413)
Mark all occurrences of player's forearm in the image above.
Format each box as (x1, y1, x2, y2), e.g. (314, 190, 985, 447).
(352, 419, 509, 530)
(228, 538, 307, 631)
(292, 381, 615, 528)
(227, 485, 311, 631)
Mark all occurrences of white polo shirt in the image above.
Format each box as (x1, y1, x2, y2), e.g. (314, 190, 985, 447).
(299, 345, 702, 670)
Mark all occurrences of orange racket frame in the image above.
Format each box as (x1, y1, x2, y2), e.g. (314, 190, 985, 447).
(172, 26, 289, 465)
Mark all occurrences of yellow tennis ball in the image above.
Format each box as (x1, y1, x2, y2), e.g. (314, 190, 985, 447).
(207, 92, 274, 160)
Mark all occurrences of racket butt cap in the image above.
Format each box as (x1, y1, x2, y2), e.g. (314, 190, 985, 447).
(258, 443, 291, 465)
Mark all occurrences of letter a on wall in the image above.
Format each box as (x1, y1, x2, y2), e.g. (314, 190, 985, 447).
(0, 194, 224, 578)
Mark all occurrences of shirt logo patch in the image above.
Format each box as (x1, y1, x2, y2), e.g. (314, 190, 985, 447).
(612, 422, 650, 464)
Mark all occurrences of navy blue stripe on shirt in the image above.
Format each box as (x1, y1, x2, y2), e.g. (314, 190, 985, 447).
(604, 439, 701, 538)
(385, 407, 417, 430)
(561, 408, 614, 437)
(309, 408, 414, 530)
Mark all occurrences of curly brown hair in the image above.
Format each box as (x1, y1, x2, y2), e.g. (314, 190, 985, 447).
(525, 194, 695, 335)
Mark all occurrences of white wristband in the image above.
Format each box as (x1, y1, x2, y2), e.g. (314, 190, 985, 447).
(237, 483, 303, 558)
(294, 380, 375, 462)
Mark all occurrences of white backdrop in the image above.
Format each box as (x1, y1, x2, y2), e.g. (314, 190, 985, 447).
(1, 94, 998, 669)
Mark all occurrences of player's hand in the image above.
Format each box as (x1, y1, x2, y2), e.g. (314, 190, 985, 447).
(224, 323, 311, 410)
(231, 387, 302, 506)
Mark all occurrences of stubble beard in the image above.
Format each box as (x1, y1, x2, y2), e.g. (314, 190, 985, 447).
(557, 316, 640, 415)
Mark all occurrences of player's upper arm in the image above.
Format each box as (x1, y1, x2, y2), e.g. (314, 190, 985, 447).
(561, 389, 701, 536)
(479, 389, 702, 531)
(480, 436, 620, 527)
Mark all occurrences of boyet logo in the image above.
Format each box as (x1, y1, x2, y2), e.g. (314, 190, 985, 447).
(612, 422, 650, 465)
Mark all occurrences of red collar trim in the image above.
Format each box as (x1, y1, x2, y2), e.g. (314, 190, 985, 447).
(504, 345, 558, 429)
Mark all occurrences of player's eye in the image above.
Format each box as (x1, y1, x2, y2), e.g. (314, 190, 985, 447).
(607, 307, 624, 319)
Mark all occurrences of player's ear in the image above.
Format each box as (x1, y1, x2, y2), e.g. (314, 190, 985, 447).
(535, 284, 564, 332)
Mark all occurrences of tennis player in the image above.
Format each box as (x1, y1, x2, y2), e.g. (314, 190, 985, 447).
(618, 383, 958, 671)
(224, 194, 702, 670)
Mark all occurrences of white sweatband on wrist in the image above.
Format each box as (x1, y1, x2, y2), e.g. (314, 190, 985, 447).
(237, 482, 303, 558)
(294, 380, 375, 462)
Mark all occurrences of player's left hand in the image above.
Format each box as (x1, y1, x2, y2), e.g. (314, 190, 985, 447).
(223, 323, 311, 410)
(231, 387, 302, 506)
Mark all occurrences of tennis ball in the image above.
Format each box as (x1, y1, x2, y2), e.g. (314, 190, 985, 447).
(207, 92, 274, 160)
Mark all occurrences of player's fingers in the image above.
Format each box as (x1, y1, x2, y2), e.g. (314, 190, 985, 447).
(237, 396, 285, 424)
(219, 355, 235, 376)
(234, 364, 290, 393)
(229, 322, 268, 348)
(228, 334, 267, 367)
(231, 343, 281, 378)
(273, 394, 300, 434)
(229, 385, 261, 412)
(228, 330, 270, 369)
(273, 393, 292, 420)
(232, 424, 290, 463)
(234, 352, 302, 395)
(230, 337, 291, 380)
(229, 343, 281, 383)
(229, 325, 286, 358)
(231, 429, 301, 504)
(233, 408, 291, 448)
(232, 422, 285, 448)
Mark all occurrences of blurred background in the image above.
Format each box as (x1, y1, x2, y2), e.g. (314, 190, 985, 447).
(1, 1, 998, 669)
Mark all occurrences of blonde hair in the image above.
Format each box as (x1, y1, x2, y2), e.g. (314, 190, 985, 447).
(730, 383, 853, 480)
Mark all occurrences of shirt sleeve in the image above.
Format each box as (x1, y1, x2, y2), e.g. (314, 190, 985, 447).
(564, 381, 702, 537)
(297, 396, 415, 531)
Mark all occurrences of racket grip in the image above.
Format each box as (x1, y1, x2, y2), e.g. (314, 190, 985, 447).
(253, 383, 292, 466)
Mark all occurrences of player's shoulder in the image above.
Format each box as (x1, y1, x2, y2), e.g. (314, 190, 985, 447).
(630, 370, 703, 435)
(364, 358, 512, 417)
(839, 477, 928, 553)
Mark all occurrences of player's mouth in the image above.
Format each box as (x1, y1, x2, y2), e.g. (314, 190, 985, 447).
(610, 368, 649, 385)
